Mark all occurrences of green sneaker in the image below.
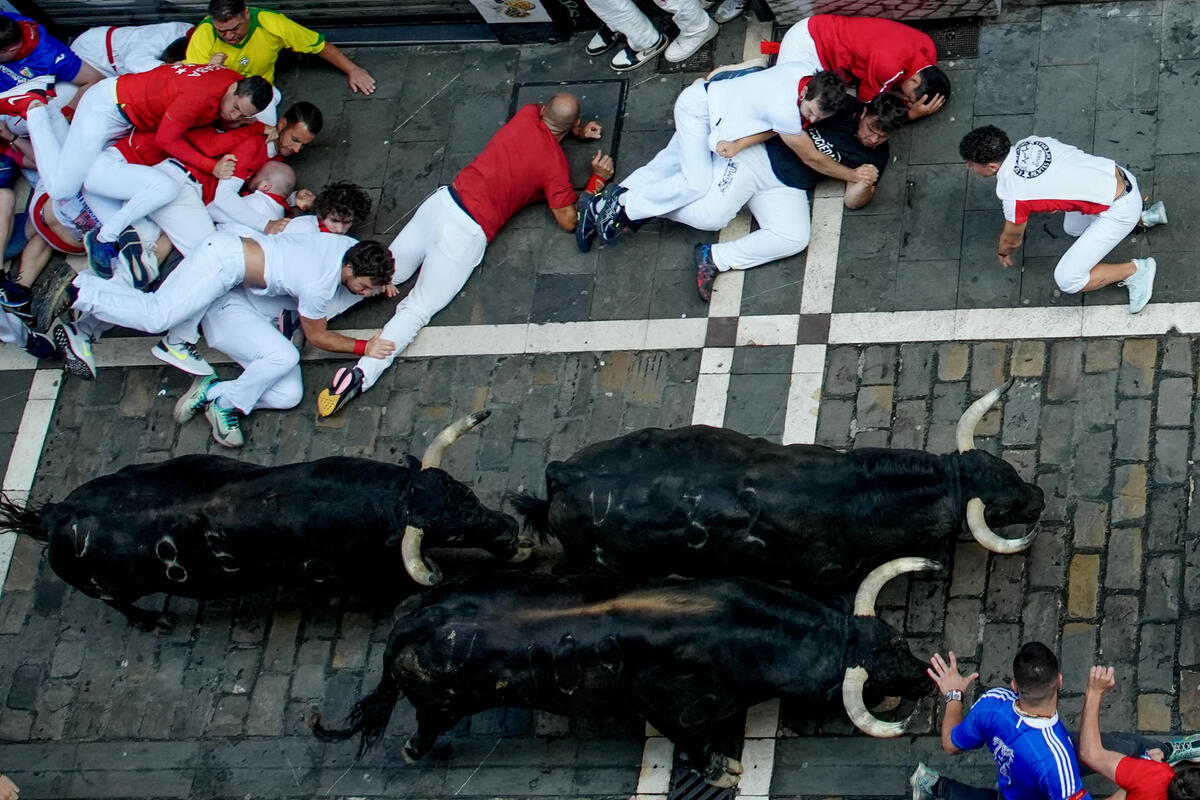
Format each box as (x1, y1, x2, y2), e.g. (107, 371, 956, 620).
(1165, 733, 1200, 764)
(910, 762, 941, 800)
(204, 396, 244, 448)
(173, 374, 217, 424)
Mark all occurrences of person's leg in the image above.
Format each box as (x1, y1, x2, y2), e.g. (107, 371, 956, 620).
(1053, 184, 1143, 295)
(712, 181, 811, 270)
(777, 18, 823, 72)
(147, 166, 215, 258)
(28, 79, 126, 202)
(663, 0, 712, 37)
(71, 233, 244, 336)
(664, 152, 757, 232)
(583, 0, 661, 51)
(622, 81, 714, 220)
(201, 291, 302, 413)
(84, 148, 180, 243)
(358, 197, 486, 389)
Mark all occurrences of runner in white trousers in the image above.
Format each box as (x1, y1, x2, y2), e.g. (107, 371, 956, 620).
(583, 0, 717, 70)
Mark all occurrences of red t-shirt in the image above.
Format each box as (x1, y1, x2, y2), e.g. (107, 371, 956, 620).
(115, 63, 243, 173)
(452, 103, 576, 242)
(1115, 757, 1175, 800)
(807, 15, 937, 102)
(116, 122, 270, 203)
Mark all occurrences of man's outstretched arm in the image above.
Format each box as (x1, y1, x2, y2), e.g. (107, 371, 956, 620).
(1079, 666, 1125, 782)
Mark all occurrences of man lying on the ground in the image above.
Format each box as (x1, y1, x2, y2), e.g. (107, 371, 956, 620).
(578, 69, 852, 248)
(1080, 666, 1200, 800)
(267, 180, 371, 235)
(70, 21, 194, 78)
(771, 14, 951, 120)
(315, 91, 611, 417)
(0, 13, 104, 106)
(671, 91, 907, 300)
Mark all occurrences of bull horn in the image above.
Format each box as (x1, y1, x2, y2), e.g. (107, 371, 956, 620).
(844, 557, 941, 738)
(966, 497, 1036, 554)
(955, 379, 1013, 453)
(853, 557, 941, 617)
(402, 410, 492, 586)
(842, 666, 908, 738)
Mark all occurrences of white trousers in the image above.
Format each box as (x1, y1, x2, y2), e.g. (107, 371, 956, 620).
(356, 187, 487, 391)
(584, 0, 710, 50)
(1055, 171, 1142, 294)
(0, 308, 27, 346)
(148, 162, 215, 257)
(36, 78, 128, 204)
(73, 232, 245, 342)
(777, 18, 824, 74)
(87, 147, 181, 242)
(665, 144, 810, 270)
(621, 81, 713, 220)
(202, 287, 302, 414)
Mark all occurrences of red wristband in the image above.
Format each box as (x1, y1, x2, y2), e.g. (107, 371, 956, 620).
(585, 174, 606, 194)
(354, 339, 367, 356)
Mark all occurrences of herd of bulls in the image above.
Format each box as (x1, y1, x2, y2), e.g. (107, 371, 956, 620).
(0, 381, 1045, 787)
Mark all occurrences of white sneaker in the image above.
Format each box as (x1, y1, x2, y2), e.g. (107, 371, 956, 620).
(665, 18, 719, 63)
(712, 0, 747, 23)
(1122, 257, 1156, 314)
(610, 33, 669, 72)
(152, 336, 214, 376)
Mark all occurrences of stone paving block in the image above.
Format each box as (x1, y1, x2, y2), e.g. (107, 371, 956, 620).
(1037, 471, 1069, 525)
(1182, 617, 1200, 667)
(1157, 376, 1193, 428)
(1106, 528, 1145, 592)
(1163, 337, 1194, 374)
(1099, 594, 1140, 662)
(1076, 500, 1109, 548)
(1010, 341, 1046, 378)
(815, 398, 853, 448)
(976, 24, 1040, 115)
(1077, 370, 1119, 429)
(1112, 463, 1147, 524)
(1048, 340, 1084, 400)
(986, 556, 1026, 622)
(855, 385, 894, 430)
(950, 542, 988, 598)
(945, 598, 983, 660)
(891, 400, 927, 450)
(1155, 429, 1190, 485)
(1145, 556, 1183, 621)
(1068, 554, 1100, 618)
(980, 622, 1021, 686)
(937, 343, 968, 382)
(1120, 339, 1157, 396)
(1061, 622, 1099, 694)
(1115, 399, 1152, 461)
(1073, 429, 1115, 498)
(860, 345, 896, 385)
(1027, 526, 1067, 589)
(1037, 405, 1073, 467)
(971, 342, 1007, 394)
(1140, 623, 1177, 691)
(1001, 379, 1041, 446)
(1139, 694, 1173, 732)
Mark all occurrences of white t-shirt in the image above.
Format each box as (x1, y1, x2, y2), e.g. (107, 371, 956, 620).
(705, 62, 809, 151)
(278, 214, 321, 235)
(72, 22, 193, 78)
(996, 136, 1119, 224)
(254, 232, 355, 320)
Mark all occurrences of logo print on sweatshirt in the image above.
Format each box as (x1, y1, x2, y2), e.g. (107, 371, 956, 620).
(1013, 140, 1052, 179)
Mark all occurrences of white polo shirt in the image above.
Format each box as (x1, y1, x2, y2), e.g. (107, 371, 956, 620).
(996, 136, 1119, 224)
(705, 62, 810, 151)
(255, 232, 355, 320)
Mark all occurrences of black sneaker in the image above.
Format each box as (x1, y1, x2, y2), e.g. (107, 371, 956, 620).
(83, 230, 119, 279)
(694, 243, 719, 301)
(118, 229, 157, 289)
(585, 25, 622, 56)
(595, 185, 632, 243)
(22, 330, 56, 360)
(576, 193, 600, 253)
(0, 280, 33, 323)
(317, 366, 364, 418)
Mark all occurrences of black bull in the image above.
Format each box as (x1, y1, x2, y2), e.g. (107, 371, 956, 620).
(314, 559, 937, 787)
(508, 381, 1045, 590)
(0, 415, 520, 631)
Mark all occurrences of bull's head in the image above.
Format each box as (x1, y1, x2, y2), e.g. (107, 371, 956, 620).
(401, 411, 530, 586)
(841, 557, 939, 737)
(955, 380, 1044, 554)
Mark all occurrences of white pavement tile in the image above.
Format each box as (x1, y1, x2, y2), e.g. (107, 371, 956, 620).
(404, 323, 529, 357)
(636, 736, 675, 796)
(791, 344, 826, 373)
(700, 347, 734, 374)
(829, 310, 956, 343)
(737, 315, 798, 346)
(744, 698, 781, 738)
(738, 737, 779, 797)
(645, 318, 708, 350)
(709, 269, 745, 318)
(692, 372, 731, 426)
(953, 306, 1083, 341)
(800, 194, 844, 315)
(783, 369, 824, 446)
(1081, 302, 1200, 337)
(525, 320, 647, 354)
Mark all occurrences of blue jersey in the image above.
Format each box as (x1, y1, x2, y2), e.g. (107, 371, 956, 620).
(951, 688, 1091, 800)
(0, 15, 82, 90)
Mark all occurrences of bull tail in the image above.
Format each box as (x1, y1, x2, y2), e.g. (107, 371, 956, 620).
(504, 491, 551, 543)
(0, 493, 49, 544)
(311, 673, 402, 757)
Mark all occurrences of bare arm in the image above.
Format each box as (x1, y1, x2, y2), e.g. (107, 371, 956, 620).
(780, 131, 879, 186)
(927, 651, 978, 755)
(715, 130, 776, 158)
(997, 220, 1027, 267)
(299, 315, 394, 357)
(316, 43, 375, 95)
(1080, 667, 1125, 782)
(551, 205, 576, 232)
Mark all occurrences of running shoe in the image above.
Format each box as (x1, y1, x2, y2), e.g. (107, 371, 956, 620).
(83, 230, 120, 279)
(712, 0, 747, 23)
(205, 397, 244, 448)
(694, 243, 719, 301)
(152, 337, 214, 376)
(1165, 732, 1200, 764)
(576, 193, 600, 253)
(317, 366, 364, 418)
(173, 373, 217, 424)
(610, 33, 668, 72)
(0, 280, 33, 323)
(595, 184, 633, 243)
(0, 76, 55, 118)
(585, 25, 622, 56)
(1122, 257, 1156, 314)
(22, 330, 56, 360)
(117, 227, 157, 289)
(52, 321, 95, 380)
(909, 762, 940, 800)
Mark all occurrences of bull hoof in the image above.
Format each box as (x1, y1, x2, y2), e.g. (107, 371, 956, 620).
(401, 738, 422, 764)
(153, 612, 176, 634)
(700, 753, 743, 788)
(509, 544, 535, 563)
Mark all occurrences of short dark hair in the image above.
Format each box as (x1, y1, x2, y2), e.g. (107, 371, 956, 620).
(234, 75, 273, 113)
(159, 35, 191, 64)
(344, 240, 394, 285)
(805, 70, 855, 119)
(282, 101, 323, 135)
(865, 92, 909, 134)
(209, 0, 247, 21)
(959, 125, 1011, 165)
(315, 181, 372, 225)
(913, 66, 951, 104)
(1168, 765, 1200, 800)
(0, 17, 20, 51)
(1012, 642, 1059, 703)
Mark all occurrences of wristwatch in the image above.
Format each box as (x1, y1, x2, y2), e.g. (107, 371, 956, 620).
(944, 690, 963, 703)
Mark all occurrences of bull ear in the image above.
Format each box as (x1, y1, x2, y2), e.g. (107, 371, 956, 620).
(404, 454, 422, 472)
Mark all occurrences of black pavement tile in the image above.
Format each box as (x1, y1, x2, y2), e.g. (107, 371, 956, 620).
(1039, 5, 1102, 65)
(975, 24, 1041, 116)
(900, 164, 967, 263)
(614, 130, 673, 182)
(622, 73, 684, 133)
(437, 150, 478, 185)
(530, 273, 594, 322)
(330, 98, 403, 190)
(291, 142, 337, 193)
(894, 260, 960, 311)
(959, 210, 1022, 308)
(706, 317, 737, 347)
(1095, 15, 1161, 110)
(450, 92, 513, 155)
(338, 45, 410, 101)
(1019, 256, 1084, 308)
(649, 267, 707, 318)
(656, 220, 701, 272)
(908, 67, 977, 166)
(0, 370, 30, 435)
(376, 140, 445, 229)
(515, 41, 576, 84)
(538, 226, 598, 275)
(740, 252, 805, 317)
(1094, 109, 1158, 179)
(591, 246, 653, 321)
(860, 159, 909, 217)
(724, 372, 789, 441)
(1163, 0, 1200, 60)
(832, 252, 898, 314)
(1022, 215, 1073, 259)
(732, 345, 793, 374)
(797, 314, 830, 344)
(840, 211, 902, 262)
(1142, 155, 1200, 252)
(1155, 60, 1200, 155)
(1034, 64, 1098, 150)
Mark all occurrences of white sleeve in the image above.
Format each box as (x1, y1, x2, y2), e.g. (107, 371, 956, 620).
(207, 178, 276, 231)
